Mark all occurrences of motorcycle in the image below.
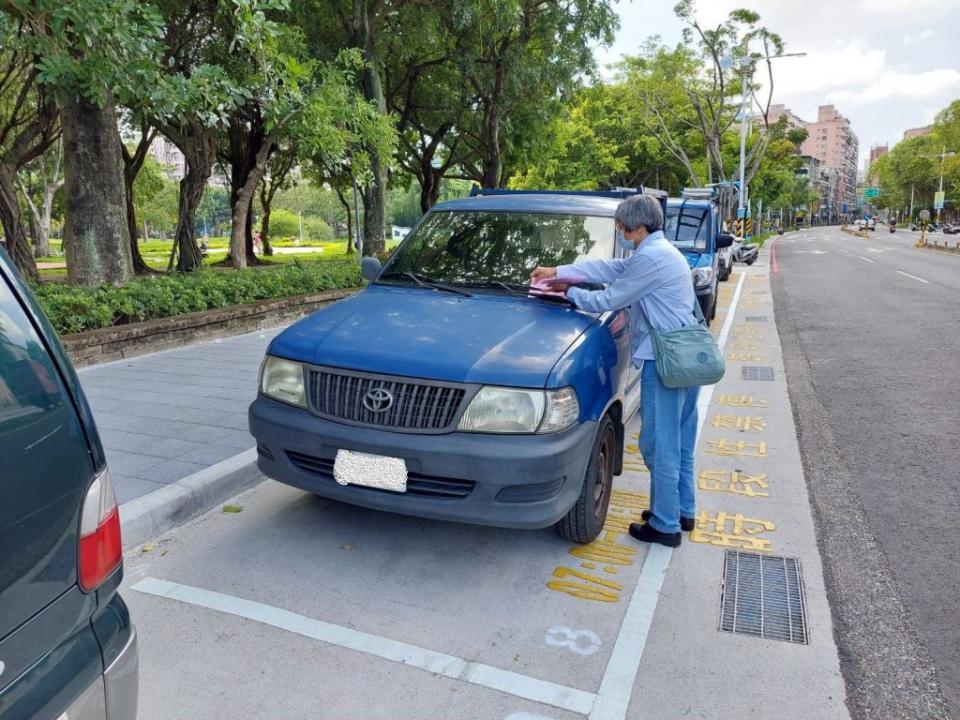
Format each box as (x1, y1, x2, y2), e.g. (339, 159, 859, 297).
(889, 222, 896, 233)
(734, 239, 759, 266)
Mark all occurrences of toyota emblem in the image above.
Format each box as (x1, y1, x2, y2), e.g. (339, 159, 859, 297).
(363, 387, 394, 413)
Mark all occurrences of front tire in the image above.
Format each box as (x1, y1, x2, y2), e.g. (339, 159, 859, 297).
(555, 415, 616, 544)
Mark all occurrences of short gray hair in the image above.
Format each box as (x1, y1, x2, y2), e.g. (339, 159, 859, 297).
(615, 195, 664, 233)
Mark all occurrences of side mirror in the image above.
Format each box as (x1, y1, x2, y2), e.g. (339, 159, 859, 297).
(716, 233, 735, 249)
(361, 256, 382, 282)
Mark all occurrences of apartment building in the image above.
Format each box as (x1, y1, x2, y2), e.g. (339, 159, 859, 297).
(768, 103, 860, 217)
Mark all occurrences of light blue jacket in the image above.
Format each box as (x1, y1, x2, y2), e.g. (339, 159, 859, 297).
(557, 230, 698, 363)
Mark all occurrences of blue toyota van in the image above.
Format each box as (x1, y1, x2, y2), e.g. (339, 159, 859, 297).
(665, 189, 735, 323)
(249, 188, 670, 543)
(0, 247, 138, 719)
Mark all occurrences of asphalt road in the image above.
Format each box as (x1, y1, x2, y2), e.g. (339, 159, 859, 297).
(772, 226, 959, 719)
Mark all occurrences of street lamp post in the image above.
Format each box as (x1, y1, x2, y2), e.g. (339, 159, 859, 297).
(936, 145, 956, 223)
(725, 51, 807, 222)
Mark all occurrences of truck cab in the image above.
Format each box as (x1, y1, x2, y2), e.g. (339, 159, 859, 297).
(665, 189, 734, 324)
(249, 187, 668, 544)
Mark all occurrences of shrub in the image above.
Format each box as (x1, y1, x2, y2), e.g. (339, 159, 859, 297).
(32, 261, 362, 335)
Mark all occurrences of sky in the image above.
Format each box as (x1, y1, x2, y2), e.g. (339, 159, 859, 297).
(596, 0, 960, 166)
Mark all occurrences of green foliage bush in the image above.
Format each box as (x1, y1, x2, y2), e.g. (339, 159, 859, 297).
(268, 209, 333, 241)
(33, 261, 362, 335)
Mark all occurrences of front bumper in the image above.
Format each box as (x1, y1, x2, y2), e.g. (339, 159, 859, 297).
(249, 396, 598, 529)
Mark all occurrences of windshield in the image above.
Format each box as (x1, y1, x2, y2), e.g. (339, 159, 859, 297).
(665, 205, 710, 252)
(381, 211, 613, 286)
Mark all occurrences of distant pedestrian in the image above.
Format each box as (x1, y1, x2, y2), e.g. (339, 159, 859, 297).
(530, 194, 701, 547)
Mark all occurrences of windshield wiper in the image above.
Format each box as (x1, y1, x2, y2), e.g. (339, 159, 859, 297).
(460, 280, 576, 305)
(378, 272, 472, 297)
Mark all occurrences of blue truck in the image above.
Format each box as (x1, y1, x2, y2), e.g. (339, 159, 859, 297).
(665, 189, 735, 324)
(249, 187, 669, 544)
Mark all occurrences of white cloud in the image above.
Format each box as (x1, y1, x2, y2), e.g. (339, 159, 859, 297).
(826, 68, 960, 105)
(902, 29, 934, 45)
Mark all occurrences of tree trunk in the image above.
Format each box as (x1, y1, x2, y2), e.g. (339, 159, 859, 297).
(0, 164, 38, 280)
(419, 161, 443, 213)
(335, 185, 354, 255)
(259, 206, 273, 256)
(164, 124, 215, 273)
(122, 129, 156, 274)
(228, 137, 274, 269)
(362, 160, 386, 256)
(37, 152, 59, 259)
(61, 92, 133, 286)
(354, 0, 387, 255)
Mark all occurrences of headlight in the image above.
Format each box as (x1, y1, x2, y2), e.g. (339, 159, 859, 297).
(259, 356, 306, 408)
(457, 386, 579, 434)
(692, 267, 714, 288)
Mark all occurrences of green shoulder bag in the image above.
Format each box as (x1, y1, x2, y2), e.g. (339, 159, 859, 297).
(641, 300, 725, 388)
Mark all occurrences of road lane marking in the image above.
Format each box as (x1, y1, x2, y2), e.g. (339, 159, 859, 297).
(858, 256, 875, 263)
(588, 271, 746, 720)
(132, 577, 598, 715)
(896, 270, 930, 284)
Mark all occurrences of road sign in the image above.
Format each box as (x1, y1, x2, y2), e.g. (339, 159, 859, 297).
(864, 187, 880, 198)
(920, 209, 931, 222)
(934, 191, 945, 210)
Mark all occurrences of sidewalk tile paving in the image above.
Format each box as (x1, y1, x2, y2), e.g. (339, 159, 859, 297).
(78, 327, 281, 504)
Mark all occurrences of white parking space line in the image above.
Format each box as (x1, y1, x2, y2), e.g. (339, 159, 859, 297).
(897, 270, 930, 284)
(858, 255, 875, 263)
(589, 271, 746, 720)
(132, 577, 598, 715)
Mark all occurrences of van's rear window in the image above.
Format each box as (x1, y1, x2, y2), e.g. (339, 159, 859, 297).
(382, 211, 613, 286)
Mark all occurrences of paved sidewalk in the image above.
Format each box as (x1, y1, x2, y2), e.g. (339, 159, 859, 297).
(78, 327, 281, 504)
(630, 254, 848, 717)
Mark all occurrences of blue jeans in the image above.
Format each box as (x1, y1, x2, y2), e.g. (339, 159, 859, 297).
(638, 360, 700, 534)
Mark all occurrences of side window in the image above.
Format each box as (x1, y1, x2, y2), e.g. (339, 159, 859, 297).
(0, 282, 67, 429)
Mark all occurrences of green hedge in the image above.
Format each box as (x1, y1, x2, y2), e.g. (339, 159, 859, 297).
(33, 261, 362, 335)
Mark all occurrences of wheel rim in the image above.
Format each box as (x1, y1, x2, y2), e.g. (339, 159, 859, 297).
(592, 431, 614, 518)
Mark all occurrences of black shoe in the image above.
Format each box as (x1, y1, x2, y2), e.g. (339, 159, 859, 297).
(641, 509, 695, 532)
(629, 521, 682, 547)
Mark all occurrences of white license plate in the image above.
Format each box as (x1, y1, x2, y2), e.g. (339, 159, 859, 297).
(333, 450, 408, 493)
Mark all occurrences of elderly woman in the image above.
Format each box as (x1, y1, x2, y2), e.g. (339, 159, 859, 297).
(530, 194, 700, 547)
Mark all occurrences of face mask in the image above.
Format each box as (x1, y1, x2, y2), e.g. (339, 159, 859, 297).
(616, 228, 634, 251)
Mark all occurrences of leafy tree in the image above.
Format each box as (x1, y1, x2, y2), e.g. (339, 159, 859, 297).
(450, 0, 617, 189)
(3, 0, 171, 285)
(0, 14, 59, 280)
(627, 2, 785, 217)
(150, 0, 255, 272)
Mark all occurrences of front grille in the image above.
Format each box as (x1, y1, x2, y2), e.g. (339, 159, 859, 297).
(286, 451, 474, 499)
(308, 369, 466, 431)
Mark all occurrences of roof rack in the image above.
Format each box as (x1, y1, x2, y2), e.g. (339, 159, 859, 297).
(468, 186, 668, 200)
(681, 187, 719, 201)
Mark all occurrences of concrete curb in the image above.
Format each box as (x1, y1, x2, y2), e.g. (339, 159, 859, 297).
(120, 448, 262, 550)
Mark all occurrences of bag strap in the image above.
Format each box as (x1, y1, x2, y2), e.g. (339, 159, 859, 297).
(691, 298, 707, 327)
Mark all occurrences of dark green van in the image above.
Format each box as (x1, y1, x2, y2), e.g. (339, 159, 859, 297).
(0, 246, 137, 720)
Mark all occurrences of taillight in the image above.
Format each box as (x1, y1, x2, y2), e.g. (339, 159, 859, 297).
(78, 470, 122, 592)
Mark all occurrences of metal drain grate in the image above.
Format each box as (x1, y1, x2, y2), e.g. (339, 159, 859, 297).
(742, 366, 775, 381)
(720, 551, 808, 644)
(745, 315, 768, 322)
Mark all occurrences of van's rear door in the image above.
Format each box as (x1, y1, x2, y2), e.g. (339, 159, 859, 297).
(0, 267, 98, 695)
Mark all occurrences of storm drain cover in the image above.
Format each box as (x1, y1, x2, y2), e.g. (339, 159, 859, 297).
(742, 366, 775, 381)
(750, 289, 766, 295)
(745, 315, 768, 322)
(720, 550, 808, 644)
